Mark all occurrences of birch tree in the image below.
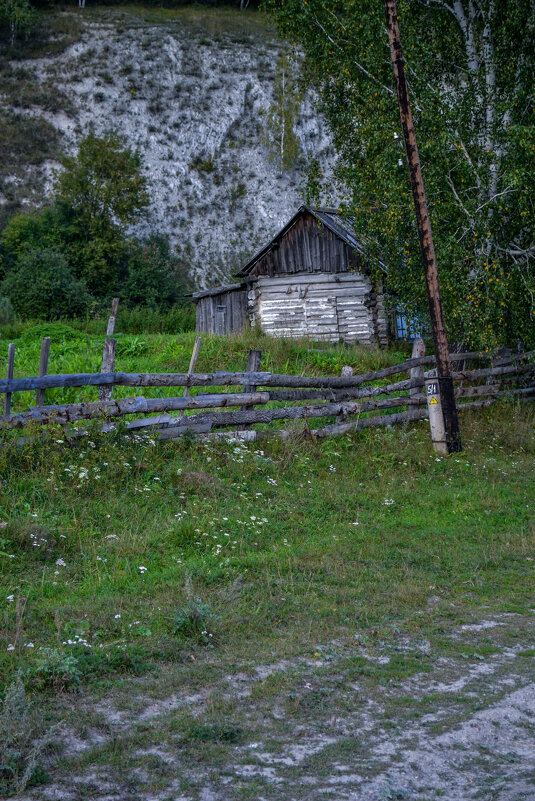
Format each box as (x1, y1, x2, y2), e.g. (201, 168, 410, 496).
(0, 0, 34, 46)
(265, 0, 535, 349)
(263, 53, 302, 173)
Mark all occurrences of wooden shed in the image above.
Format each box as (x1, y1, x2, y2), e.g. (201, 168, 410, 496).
(193, 283, 248, 335)
(194, 206, 389, 345)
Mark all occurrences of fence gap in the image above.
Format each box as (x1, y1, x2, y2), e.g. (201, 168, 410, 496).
(35, 337, 51, 408)
(4, 342, 15, 418)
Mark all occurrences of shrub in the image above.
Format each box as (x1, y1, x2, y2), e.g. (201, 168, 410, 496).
(173, 597, 220, 645)
(123, 234, 190, 309)
(1, 248, 90, 320)
(114, 303, 195, 334)
(0, 677, 56, 795)
(17, 321, 86, 345)
(0, 296, 15, 325)
(31, 648, 81, 692)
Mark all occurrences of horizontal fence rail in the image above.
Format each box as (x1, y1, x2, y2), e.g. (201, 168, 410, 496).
(1, 340, 533, 443)
(3, 352, 533, 395)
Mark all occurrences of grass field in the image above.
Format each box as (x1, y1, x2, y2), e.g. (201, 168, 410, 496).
(0, 331, 534, 799)
(0, 324, 408, 413)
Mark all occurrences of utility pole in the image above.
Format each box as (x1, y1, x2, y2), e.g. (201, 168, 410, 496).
(383, 0, 462, 453)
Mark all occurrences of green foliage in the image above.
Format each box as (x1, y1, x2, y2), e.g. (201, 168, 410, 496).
(0, 677, 53, 795)
(55, 132, 148, 236)
(0, 138, 190, 316)
(74, 646, 150, 680)
(173, 596, 221, 644)
(0, 207, 65, 279)
(181, 720, 244, 743)
(112, 303, 195, 334)
(0, 0, 34, 45)
(53, 132, 149, 296)
(123, 234, 191, 309)
(17, 322, 86, 346)
(0, 296, 15, 325)
(262, 52, 302, 172)
(1, 248, 90, 320)
(31, 648, 81, 692)
(265, 0, 535, 349)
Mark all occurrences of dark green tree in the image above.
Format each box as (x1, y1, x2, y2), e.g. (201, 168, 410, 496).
(124, 234, 190, 308)
(1, 247, 90, 320)
(54, 132, 149, 295)
(265, 0, 535, 349)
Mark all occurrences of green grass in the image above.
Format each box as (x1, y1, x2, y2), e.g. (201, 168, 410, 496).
(0, 329, 533, 700)
(0, 326, 410, 413)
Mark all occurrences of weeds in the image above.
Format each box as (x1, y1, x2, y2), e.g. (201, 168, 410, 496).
(173, 589, 220, 646)
(0, 677, 58, 795)
(31, 649, 81, 692)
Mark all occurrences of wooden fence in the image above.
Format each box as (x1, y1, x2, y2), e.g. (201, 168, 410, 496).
(1, 334, 533, 444)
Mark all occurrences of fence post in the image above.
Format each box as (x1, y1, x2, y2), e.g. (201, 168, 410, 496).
(98, 298, 120, 402)
(178, 336, 202, 418)
(106, 297, 120, 336)
(337, 366, 353, 423)
(242, 350, 262, 400)
(4, 343, 15, 418)
(238, 349, 262, 431)
(409, 337, 425, 418)
(425, 369, 448, 455)
(35, 337, 51, 408)
(98, 339, 117, 402)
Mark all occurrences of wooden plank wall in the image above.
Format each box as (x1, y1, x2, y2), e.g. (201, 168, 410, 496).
(249, 273, 385, 345)
(195, 288, 248, 335)
(253, 214, 361, 276)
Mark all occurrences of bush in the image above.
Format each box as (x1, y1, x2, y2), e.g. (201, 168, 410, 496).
(31, 648, 81, 692)
(123, 234, 190, 309)
(1, 248, 91, 320)
(17, 321, 86, 345)
(0, 677, 56, 796)
(0, 296, 15, 325)
(173, 597, 220, 645)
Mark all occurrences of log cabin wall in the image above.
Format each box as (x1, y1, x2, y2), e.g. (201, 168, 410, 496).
(248, 273, 386, 345)
(195, 208, 389, 344)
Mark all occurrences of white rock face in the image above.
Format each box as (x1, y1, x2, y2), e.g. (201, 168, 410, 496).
(3, 12, 334, 288)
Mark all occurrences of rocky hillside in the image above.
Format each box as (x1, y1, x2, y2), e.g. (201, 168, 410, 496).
(0, 7, 334, 287)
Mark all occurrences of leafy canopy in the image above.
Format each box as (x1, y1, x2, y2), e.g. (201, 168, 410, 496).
(0, 133, 189, 316)
(54, 131, 149, 236)
(265, 0, 535, 349)
(0, 247, 90, 320)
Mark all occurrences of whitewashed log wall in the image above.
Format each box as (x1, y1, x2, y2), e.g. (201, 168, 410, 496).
(247, 273, 388, 345)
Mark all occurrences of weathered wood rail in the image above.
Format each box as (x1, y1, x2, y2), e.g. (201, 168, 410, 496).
(1, 338, 533, 443)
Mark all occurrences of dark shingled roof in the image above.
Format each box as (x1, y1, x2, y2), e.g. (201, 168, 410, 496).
(235, 205, 386, 277)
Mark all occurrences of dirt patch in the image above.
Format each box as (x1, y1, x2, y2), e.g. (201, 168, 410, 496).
(18, 613, 535, 800)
